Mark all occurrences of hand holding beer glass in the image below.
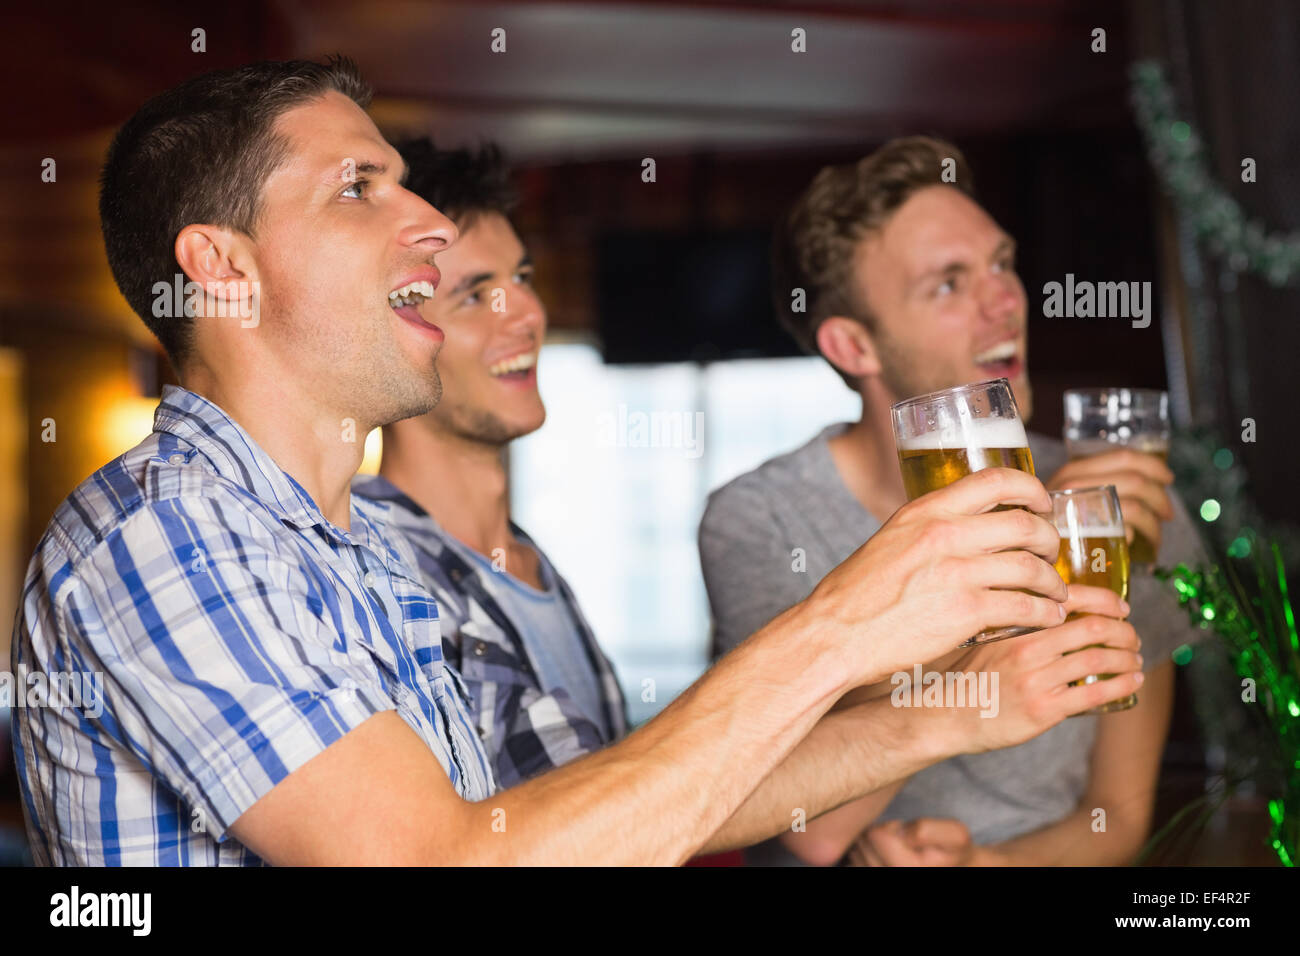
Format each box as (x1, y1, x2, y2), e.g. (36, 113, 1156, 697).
(1062, 388, 1172, 570)
(891, 378, 1041, 645)
(1050, 484, 1138, 714)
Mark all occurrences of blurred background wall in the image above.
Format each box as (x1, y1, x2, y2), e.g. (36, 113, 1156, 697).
(1, 0, 1296, 864)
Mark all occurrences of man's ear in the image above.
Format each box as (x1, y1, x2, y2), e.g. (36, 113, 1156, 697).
(174, 224, 257, 318)
(815, 315, 883, 381)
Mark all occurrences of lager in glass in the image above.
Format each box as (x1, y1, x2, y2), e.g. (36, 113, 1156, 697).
(1050, 484, 1137, 715)
(892, 378, 1037, 645)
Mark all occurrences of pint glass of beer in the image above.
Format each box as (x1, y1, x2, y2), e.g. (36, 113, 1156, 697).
(1063, 388, 1170, 569)
(1049, 484, 1137, 715)
(891, 378, 1037, 645)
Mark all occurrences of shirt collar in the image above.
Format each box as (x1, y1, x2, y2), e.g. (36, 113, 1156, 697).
(352, 472, 541, 560)
(153, 384, 332, 533)
(352, 473, 426, 519)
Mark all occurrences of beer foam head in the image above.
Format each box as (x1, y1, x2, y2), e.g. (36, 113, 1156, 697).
(1057, 520, 1126, 539)
(897, 416, 1028, 451)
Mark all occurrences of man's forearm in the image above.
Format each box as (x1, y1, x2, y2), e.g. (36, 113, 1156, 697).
(461, 600, 856, 865)
(981, 806, 1148, 866)
(777, 783, 907, 866)
(700, 694, 957, 854)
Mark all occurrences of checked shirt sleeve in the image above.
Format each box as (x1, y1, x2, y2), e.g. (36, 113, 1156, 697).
(489, 679, 609, 788)
(57, 494, 398, 842)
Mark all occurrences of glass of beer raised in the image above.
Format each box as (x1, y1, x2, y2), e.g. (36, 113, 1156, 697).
(891, 378, 1037, 645)
(1050, 484, 1137, 715)
(1063, 388, 1170, 570)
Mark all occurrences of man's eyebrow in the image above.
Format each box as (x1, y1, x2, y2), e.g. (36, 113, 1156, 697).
(449, 270, 496, 296)
(448, 253, 533, 296)
(910, 259, 968, 291)
(909, 237, 1016, 292)
(326, 158, 410, 186)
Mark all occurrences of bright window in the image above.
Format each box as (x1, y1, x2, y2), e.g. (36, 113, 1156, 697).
(510, 342, 861, 725)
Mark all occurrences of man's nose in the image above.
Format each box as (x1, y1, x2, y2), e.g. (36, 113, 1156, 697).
(503, 286, 546, 334)
(403, 196, 458, 252)
(981, 270, 1023, 319)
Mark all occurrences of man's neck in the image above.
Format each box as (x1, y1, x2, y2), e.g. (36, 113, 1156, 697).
(181, 367, 365, 531)
(379, 423, 515, 564)
(826, 379, 909, 525)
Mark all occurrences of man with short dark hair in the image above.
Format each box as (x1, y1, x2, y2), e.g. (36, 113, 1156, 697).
(353, 138, 628, 787)
(701, 135, 1201, 866)
(11, 66, 1139, 865)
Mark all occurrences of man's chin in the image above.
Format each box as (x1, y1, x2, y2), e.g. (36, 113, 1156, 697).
(497, 409, 546, 444)
(378, 368, 443, 427)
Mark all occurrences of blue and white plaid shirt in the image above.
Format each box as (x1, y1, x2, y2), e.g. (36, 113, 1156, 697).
(354, 475, 628, 787)
(11, 386, 495, 866)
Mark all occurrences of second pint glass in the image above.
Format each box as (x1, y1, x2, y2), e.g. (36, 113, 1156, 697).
(891, 378, 1037, 645)
(1049, 484, 1138, 715)
(1063, 387, 1170, 569)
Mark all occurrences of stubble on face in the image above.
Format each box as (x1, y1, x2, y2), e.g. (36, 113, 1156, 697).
(258, 241, 446, 430)
(430, 392, 536, 449)
(257, 93, 450, 433)
(869, 318, 955, 404)
(850, 189, 1033, 417)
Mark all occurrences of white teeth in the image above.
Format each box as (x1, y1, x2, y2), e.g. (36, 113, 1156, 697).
(488, 352, 538, 376)
(388, 280, 436, 308)
(974, 340, 1017, 364)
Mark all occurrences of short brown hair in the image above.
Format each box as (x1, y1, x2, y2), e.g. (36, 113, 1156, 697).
(99, 56, 373, 369)
(771, 136, 973, 365)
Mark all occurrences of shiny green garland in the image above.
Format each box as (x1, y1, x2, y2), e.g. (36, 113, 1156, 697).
(1157, 543, 1300, 865)
(1130, 60, 1300, 288)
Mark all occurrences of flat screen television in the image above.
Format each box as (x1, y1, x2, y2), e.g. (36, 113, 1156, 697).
(596, 228, 802, 364)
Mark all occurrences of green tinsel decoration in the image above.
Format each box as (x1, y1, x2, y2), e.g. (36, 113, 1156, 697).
(1157, 541, 1300, 866)
(1130, 60, 1300, 288)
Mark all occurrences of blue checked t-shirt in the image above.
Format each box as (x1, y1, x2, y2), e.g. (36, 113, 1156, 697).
(10, 385, 495, 866)
(354, 475, 627, 788)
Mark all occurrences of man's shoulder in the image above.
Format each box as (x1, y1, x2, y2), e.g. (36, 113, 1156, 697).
(704, 425, 842, 528)
(37, 436, 290, 592)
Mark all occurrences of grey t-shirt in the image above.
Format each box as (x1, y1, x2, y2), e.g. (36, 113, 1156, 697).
(698, 423, 1206, 858)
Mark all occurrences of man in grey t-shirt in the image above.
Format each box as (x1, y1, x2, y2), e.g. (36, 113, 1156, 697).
(700, 137, 1204, 866)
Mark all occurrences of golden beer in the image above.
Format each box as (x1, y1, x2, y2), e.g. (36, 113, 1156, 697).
(1050, 486, 1137, 714)
(899, 444, 1035, 501)
(892, 379, 1037, 645)
(1053, 533, 1129, 599)
(1065, 435, 1169, 565)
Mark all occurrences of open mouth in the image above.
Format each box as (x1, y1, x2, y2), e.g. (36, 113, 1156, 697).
(973, 339, 1021, 378)
(388, 280, 442, 338)
(488, 351, 537, 382)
